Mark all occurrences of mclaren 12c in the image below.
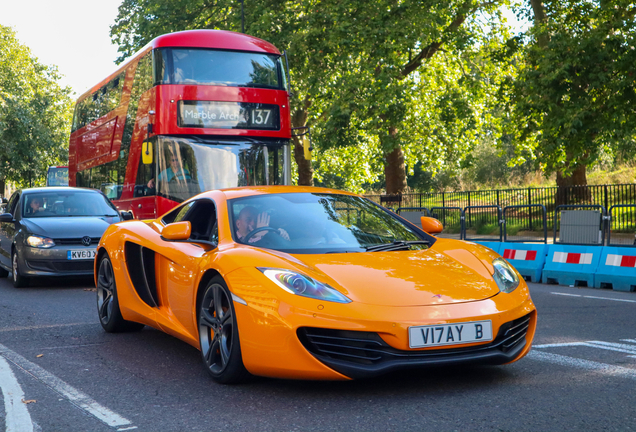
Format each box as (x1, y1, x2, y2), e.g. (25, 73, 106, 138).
(95, 186, 536, 383)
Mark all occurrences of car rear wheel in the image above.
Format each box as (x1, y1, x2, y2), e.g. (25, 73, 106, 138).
(198, 277, 250, 384)
(96, 254, 144, 333)
(12, 250, 29, 288)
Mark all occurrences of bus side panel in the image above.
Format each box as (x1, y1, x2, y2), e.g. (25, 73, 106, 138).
(116, 86, 157, 220)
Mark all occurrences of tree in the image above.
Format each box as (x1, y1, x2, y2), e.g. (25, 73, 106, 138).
(509, 0, 636, 191)
(0, 25, 73, 188)
(110, 0, 511, 193)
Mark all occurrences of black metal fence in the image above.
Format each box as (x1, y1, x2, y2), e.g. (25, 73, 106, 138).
(368, 183, 636, 233)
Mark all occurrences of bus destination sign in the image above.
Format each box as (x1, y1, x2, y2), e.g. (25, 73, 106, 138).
(178, 101, 279, 130)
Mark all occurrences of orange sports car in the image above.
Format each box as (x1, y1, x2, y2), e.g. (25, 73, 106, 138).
(95, 186, 536, 383)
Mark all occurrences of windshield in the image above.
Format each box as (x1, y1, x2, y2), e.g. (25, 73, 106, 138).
(155, 48, 284, 89)
(46, 167, 68, 186)
(229, 193, 430, 254)
(23, 191, 118, 218)
(152, 136, 287, 203)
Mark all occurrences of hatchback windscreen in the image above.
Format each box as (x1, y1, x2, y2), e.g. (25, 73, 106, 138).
(229, 193, 430, 254)
(23, 192, 118, 218)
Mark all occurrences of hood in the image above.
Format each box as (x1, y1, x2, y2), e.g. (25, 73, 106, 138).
(292, 248, 500, 307)
(22, 216, 119, 239)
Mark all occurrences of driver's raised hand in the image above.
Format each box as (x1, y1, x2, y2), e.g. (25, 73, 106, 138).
(256, 212, 270, 229)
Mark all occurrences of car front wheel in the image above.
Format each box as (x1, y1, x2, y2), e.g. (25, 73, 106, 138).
(198, 276, 250, 384)
(12, 250, 29, 288)
(96, 254, 144, 333)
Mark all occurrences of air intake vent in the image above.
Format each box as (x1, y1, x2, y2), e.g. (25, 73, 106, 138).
(297, 313, 532, 379)
(124, 242, 158, 307)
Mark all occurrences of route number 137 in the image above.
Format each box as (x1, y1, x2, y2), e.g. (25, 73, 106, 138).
(252, 109, 271, 125)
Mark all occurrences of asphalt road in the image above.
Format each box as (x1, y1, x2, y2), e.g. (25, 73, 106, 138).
(1, 276, 635, 432)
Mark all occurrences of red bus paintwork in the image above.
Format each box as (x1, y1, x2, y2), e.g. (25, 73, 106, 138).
(68, 30, 290, 220)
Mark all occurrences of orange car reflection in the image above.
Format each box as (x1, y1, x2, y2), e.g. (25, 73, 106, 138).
(95, 186, 536, 383)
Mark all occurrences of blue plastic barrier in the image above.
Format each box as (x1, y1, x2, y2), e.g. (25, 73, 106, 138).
(541, 245, 603, 287)
(500, 244, 548, 283)
(594, 247, 636, 292)
(472, 241, 502, 254)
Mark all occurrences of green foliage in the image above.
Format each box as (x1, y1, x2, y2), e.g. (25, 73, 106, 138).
(0, 25, 73, 187)
(508, 0, 636, 177)
(110, 0, 515, 192)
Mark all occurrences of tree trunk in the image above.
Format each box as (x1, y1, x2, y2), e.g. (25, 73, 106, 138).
(291, 104, 313, 186)
(555, 164, 589, 205)
(383, 126, 407, 195)
(529, 0, 550, 48)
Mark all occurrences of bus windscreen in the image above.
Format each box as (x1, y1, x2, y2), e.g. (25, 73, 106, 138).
(156, 48, 283, 89)
(144, 136, 286, 203)
(46, 167, 69, 186)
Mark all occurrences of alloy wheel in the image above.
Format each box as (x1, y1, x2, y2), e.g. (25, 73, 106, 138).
(199, 283, 234, 374)
(97, 258, 114, 325)
(12, 253, 18, 283)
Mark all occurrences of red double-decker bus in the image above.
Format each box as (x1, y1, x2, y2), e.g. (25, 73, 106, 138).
(69, 30, 292, 219)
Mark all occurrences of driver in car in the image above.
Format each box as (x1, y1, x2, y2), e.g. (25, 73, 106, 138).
(25, 197, 44, 215)
(235, 206, 290, 244)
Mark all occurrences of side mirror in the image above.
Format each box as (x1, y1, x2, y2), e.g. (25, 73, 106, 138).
(142, 142, 153, 164)
(161, 221, 191, 241)
(421, 216, 443, 235)
(2, 198, 7, 204)
(0, 213, 14, 223)
(119, 210, 134, 221)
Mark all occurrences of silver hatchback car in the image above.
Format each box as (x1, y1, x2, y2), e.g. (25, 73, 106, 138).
(0, 187, 126, 287)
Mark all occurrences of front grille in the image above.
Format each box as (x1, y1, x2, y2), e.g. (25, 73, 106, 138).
(53, 237, 101, 246)
(298, 313, 532, 378)
(28, 260, 94, 272)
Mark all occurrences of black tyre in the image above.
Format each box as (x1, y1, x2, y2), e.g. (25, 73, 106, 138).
(96, 254, 144, 333)
(12, 250, 29, 288)
(198, 276, 250, 384)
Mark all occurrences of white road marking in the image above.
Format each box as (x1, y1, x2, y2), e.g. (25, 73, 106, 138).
(550, 292, 636, 303)
(620, 339, 636, 344)
(0, 323, 95, 333)
(0, 355, 34, 432)
(527, 351, 636, 380)
(534, 341, 636, 355)
(0, 344, 132, 429)
(586, 341, 636, 355)
(117, 427, 138, 431)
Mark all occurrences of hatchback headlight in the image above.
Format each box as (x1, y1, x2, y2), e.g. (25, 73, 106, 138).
(26, 235, 55, 248)
(259, 268, 351, 303)
(492, 258, 520, 293)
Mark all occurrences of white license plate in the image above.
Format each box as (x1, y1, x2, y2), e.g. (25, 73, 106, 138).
(67, 249, 96, 260)
(408, 320, 493, 348)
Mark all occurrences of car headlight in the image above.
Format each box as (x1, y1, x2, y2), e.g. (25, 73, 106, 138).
(26, 235, 55, 248)
(259, 268, 352, 303)
(492, 258, 520, 293)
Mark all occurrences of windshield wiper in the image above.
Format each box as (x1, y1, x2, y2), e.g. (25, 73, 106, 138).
(364, 240, 430, 252)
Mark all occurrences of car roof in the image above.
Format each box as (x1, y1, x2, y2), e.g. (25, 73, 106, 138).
(20, 187, 102, 195)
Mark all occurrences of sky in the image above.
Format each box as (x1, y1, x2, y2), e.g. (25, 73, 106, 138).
(1, 0, 124, 98)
